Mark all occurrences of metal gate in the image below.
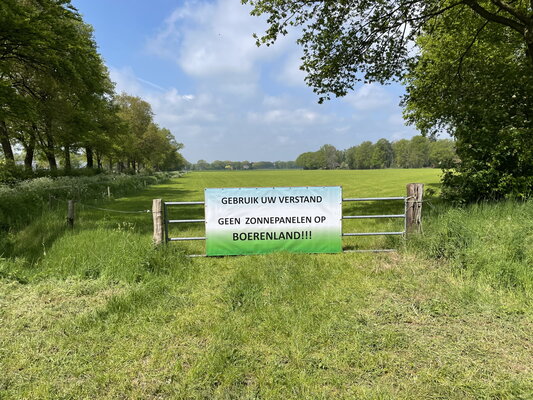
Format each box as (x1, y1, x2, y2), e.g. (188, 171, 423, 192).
(163, 195, 408, 255)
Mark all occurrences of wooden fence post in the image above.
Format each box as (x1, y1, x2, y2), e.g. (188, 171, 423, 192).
(152, 199, 164, 245)
(406, 183, 424, 234)
(107, 186, 111, 198)
(67, 200, 75, 228)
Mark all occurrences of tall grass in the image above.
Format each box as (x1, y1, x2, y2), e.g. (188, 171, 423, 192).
(0, 172, 172, 229)
(408, 200, 533, 291)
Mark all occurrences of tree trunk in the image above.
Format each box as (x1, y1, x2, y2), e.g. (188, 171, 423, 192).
(132, 160, 136, 172)
(0, 120, 15, 162)
(24, 131, 36, 172)
(41, 119, 57, 171)
(96, 152, 102, 170)
(86, 146, 94, 168)
(108, 157, 113, 171)
(46, 149, 57, 171)
(64, 145, 71, 172)
(527, 36, 533, 68)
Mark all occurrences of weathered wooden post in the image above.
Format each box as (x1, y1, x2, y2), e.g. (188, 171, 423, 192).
(152, 199, 164, 245)
(107, 186, 111, 198)
(406, 183, 424, 234)
(67, 200, 75, 228)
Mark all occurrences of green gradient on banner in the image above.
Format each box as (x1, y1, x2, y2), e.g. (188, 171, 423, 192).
(205, 186, 342, 256)
(206, 230, 341, 256)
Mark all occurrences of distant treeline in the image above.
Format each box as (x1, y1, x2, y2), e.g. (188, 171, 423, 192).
(296, 136, 456, 170)
(189, 160, 299, 171)
(188, 136, 455, 172)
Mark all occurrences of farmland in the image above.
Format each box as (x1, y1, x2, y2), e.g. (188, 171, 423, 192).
(1, 169, 532, 399)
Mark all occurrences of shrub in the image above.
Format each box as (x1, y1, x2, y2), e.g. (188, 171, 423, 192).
(0, 173, 171, 229)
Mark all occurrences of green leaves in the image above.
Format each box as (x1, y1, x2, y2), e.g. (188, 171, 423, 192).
(244, 0, 532, 199)
(1, 1, 186, 175)
(404, 6, 533, 201)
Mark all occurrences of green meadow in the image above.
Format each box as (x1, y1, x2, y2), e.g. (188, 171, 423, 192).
(1, 169, 532, 399)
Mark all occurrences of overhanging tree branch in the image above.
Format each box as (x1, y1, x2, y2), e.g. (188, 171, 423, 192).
(464, 0, 525, 34)
(456, 20, 490, 79)
(489, 0, 531, 25)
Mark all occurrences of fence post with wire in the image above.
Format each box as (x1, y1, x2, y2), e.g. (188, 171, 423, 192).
(405, 183, 424, 234)
(152, 199, 164, 245)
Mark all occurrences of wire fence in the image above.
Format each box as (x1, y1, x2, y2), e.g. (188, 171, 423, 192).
(77, 202, 151, 214)
(49, 195, 152, 215)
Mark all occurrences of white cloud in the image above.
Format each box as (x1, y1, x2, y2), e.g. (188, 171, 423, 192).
(278, 50, 307, 87)
(344, 84, 393, 111)
(262, 95, 290, 109)
(391, 131, 414, 142)
(109, 66, 143, 95)
(335, 126, 351, 134)
(248, 109, 330, 126)
(277, 135, 291, 145)
(109, 66, 341, 162)
(107, 1, 422, 162)
(387, 112, 406, 127)
(146, 0, 289, 83)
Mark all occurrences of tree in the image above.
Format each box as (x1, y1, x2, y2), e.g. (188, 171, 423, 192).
(253, 161, 276, 169)
(429, 139, 456, 168)
(296, 151, 325, 169)
(392, 139, 410, 168)
(196, 160, 210, 170)
(319, 144, 342, 169)
(1, 2, 187, 179)
(371, 139, 394, 169)
(345, 146, 357, 169)
(245, 0, 533, 103)
(1, 1, 114, 172)
(211, 160, 226, 170)
(408, 136, 431, 168)
(115, 94, 154, 171)
(0, 0, 82, 126)
(353, 142, 374, 169)
(246, 0, 532, 199)
(403, 7, 533, 199)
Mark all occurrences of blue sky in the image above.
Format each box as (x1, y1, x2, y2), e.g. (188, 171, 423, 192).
(72, 0, 418, 163)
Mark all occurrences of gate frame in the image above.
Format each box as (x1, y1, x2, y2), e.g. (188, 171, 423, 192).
(154, 183, 423, 255)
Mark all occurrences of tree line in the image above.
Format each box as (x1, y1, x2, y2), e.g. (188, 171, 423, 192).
(296, 137, 456, 170)
(0, 0, 185, 179)
(190, 160, 298, 171)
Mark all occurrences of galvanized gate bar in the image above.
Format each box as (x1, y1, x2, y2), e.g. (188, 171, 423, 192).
(343, 249, 397, 253)
(341, 197, 406, 239)
(163, 202, 169, 244)
(343, 232, 404, 236)
(343, 197, 405, 201)
(168, 219, 205, 223)
(343, 214, 404, 219)
(168, 237, 206, 241)
(165, 201, 204, 205)
(164, 201, 206, 242)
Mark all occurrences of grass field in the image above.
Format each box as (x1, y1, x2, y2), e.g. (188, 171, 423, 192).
(1, 169, 532, 399)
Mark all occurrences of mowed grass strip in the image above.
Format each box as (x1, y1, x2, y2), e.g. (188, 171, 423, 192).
(1, 169, 532, 399)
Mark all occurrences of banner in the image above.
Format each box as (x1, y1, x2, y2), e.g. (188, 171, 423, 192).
(205, 186, 342, 256)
